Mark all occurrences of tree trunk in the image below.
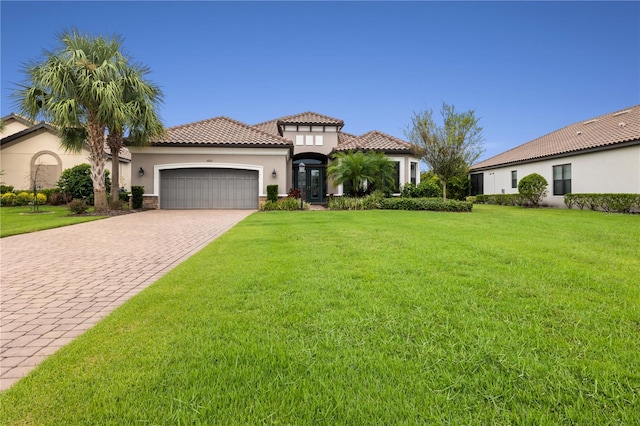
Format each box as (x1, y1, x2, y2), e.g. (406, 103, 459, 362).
(442, 179, 447, 201)
(107, 132, 123, 204)
(87, 113, 108, 212)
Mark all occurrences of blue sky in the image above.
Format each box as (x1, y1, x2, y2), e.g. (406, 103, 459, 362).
(1, 1, 638, 162)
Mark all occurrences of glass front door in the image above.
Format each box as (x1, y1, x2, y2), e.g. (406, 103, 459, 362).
(294, 166, 325, 203)
(308, 168, 324, 203)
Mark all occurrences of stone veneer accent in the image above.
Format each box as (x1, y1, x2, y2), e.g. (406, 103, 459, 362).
(142, 195, 159, 209)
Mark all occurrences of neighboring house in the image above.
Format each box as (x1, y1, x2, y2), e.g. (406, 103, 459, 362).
(0, 113, 132, 191)
(469, 105, 640, 207)
(129, 111, 420, 209)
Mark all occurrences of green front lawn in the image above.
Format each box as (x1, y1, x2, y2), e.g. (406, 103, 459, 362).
(1, 205, 638, 424)
(0, 206, 106, 237)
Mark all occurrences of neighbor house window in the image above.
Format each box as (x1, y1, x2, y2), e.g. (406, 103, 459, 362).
(553, 164, 571, 195)
(410, 162, 417, 185)
(511, 170, 517, 188)
(305, 135, 314, 145)
(315, 135, 323, 146)
(392, 162, 401, 193)
(295, 135, 304, 146)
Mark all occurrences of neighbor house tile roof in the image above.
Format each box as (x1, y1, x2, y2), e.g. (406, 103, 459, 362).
(471, 105, 640, 170)
(334, 130, 414, 153)
(153, 116, 291, 146)
(254, 112, 345, 136)
(1, 113, 36, 128)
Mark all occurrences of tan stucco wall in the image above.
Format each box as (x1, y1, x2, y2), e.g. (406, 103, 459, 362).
(282, 129, 339, 157)
(129, 147, 291, 197)
(1, 129, 131, 190)
(475, 144, 640, 207)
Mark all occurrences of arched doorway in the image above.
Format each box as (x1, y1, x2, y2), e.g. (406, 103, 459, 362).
(293, 153, 328, 204)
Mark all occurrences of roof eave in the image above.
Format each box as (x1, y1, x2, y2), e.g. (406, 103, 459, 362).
(151, 142, 292, 149)
(469, 138, 640, 172)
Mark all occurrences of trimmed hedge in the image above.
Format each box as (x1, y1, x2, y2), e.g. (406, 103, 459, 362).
(260, 198, 307, 211)
(564, 193, 640, 213)
(131, 186, 144, 209)
(380, 197, 473, 212)
(266, 185, 278, 203)
(475, 194, 524, 206)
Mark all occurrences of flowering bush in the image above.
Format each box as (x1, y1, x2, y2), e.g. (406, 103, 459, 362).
(1, 192, 16, 206)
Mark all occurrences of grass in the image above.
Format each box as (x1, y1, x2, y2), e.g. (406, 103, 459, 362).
(0, 206, 106, 237)
(1, 205, 638, 424)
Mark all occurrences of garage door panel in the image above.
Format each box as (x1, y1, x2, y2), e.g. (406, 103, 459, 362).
(160, 168, 258, 209)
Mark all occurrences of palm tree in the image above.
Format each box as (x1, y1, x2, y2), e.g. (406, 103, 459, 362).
(14, 30, 128, 212)
(327, 150, 395, 197)
(106, 64, 165, 203)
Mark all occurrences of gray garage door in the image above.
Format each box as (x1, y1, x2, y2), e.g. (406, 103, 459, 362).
(160, 168, 258, 209)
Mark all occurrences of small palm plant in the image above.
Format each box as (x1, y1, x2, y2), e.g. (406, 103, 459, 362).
(327, 150, 395, 197)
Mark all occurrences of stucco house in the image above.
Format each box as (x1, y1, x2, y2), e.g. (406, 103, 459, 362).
(0, 113, 132, 191)
(469, 105, 640, 207)
(130, 112, 420, 209)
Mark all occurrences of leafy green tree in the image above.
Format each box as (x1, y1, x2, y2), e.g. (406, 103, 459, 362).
(406, 102, 483, 200)
(518, 173, 548, 207)
(327, 150, 395, 197)
(14, 30, 151, 212)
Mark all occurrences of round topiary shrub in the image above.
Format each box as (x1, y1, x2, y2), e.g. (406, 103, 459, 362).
(518, 173, 548, 207)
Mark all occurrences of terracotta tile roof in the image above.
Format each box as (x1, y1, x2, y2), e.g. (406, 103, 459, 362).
(334, 130, 414, 153)
(337, 131, 358, 145)
(254, 111, 345, 136)
(252, 118, 279, 135)
(276, 111, 344, 126)
(471, 105, 640, 170)
(153, 116, 291, 146)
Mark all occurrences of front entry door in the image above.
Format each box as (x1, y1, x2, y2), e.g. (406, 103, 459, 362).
(306, 168, 325, 203)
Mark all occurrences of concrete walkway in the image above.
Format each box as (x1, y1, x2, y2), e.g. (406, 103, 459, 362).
(0, 209, 254, 391)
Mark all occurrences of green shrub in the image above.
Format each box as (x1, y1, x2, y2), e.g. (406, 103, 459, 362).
(57, 163, 110, 205)
(68, 199, 89, 214)
(1, 192, 16, 206)
(381, 197, 473, 212)
(260, 197, 306, 211)
(131, 186, 144, 209)
(0, 185, 14, 194)
(400, 180, 441, 198)
(266, 185, 279, 203)
(518, 173, 548, 207)
(328, 192, 385, 210)
(466, 196, 477, 204)
(118, 191, 130, 203)
(417, 179, 442, 198)
(400, 183, 418, 198)
(447, 175, 471, 201)
(564, 193, 640, 213)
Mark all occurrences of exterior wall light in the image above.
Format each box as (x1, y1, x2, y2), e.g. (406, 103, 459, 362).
(272, 169, 277, 178)
(138, 167, 145, 177)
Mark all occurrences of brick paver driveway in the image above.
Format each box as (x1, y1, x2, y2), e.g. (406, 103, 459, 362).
(0, 209, 253, 391)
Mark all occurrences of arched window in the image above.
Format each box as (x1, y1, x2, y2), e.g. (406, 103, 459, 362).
(30, 151, 62, 189)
